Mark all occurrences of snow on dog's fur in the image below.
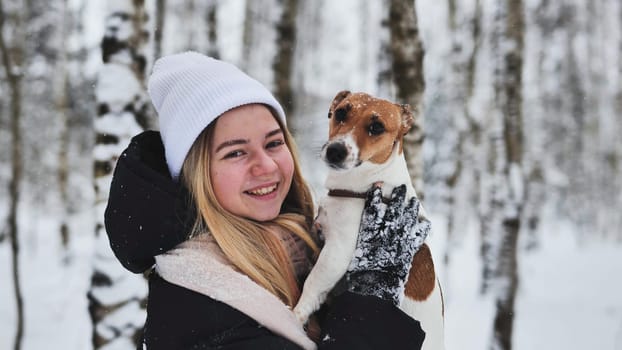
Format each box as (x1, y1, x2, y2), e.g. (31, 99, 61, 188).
(293, 91, 444, 350)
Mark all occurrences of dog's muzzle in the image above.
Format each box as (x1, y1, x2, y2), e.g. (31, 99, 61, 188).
(322, 140, 362, 170)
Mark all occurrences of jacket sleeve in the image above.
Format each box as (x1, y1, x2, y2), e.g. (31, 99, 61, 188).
(104, 131, 194, 273)
(318, 292, 426, 349)
(178, 291, 425, 350)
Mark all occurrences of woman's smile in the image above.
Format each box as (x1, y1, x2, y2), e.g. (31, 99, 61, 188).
(245, 182, 279, 197)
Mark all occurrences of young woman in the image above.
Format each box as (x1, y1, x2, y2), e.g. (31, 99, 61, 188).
(105, 51, 429, 349)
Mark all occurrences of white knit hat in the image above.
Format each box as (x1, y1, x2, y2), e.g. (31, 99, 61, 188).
(148, 51, 286, 179)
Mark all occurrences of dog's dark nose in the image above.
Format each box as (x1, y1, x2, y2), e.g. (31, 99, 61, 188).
(325, 142, 348, 165)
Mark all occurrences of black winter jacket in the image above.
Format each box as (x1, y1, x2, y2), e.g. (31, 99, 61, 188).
(104, 131, 425, 349)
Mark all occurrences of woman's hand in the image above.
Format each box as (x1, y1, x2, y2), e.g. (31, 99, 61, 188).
(345, 184, 431, 306)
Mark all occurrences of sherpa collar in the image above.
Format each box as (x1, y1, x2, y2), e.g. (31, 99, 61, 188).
(155, 233, 316, 350)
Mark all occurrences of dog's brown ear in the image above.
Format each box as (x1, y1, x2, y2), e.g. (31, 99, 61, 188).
(400, 104, 414, 135)
(328, 90, 351, 118)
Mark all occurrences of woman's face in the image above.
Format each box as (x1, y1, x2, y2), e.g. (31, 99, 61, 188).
(209, 104, 294, 222)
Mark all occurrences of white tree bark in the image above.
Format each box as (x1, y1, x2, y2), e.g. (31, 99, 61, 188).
(488, 0, 525, 349)
(443, 0, 484, 267)
(383, 0, 426, 195)
(88, 1, 150, 348)
(0, 1, 25, 348)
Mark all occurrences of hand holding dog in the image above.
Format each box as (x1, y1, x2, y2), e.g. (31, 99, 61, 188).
(346, 184, 431, 306)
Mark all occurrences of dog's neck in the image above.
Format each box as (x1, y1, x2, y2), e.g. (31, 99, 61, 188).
(325, 145, 412, 196)
(327, 188, 394, 203)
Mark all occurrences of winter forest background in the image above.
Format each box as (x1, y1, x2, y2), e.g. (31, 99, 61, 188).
(1, 0, 621, 349)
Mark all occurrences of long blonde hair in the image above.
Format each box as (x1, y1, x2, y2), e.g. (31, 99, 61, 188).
(180, 109, 319, 307)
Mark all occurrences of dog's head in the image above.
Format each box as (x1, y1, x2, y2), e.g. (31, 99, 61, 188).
(321, 90, 414, 170)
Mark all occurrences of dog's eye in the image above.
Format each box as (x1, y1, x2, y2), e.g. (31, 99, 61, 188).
(334, 108, 347, 123)
(368, 121, 385, 135)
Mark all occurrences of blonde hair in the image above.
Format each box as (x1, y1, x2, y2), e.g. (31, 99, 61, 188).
(180, 109, 319, 307)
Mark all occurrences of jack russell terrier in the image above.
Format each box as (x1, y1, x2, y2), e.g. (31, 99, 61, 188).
(293, 91, 445, 349)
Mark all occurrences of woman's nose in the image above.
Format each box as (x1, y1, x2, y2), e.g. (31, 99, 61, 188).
(250, 151, 278, 176)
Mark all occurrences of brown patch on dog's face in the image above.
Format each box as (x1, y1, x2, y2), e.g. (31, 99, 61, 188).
(404, 243, 438, 303)
(327, 91, 414, 165)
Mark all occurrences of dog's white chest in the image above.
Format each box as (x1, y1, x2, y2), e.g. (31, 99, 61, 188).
(316, 196, 365, 242)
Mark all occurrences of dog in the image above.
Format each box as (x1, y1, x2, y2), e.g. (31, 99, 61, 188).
(293, 91, 444, 349)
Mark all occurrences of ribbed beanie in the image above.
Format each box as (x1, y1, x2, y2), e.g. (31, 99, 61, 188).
(148, 51, 286, 179)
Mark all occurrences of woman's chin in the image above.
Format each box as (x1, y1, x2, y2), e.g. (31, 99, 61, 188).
(244, 208, 280, 222)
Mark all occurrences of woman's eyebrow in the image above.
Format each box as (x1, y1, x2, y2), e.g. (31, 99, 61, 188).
(215, 129, 283, 153)
(215, 139, 248, 153)
(266, 128, 283, 138)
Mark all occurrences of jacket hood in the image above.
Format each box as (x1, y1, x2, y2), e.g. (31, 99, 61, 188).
(104, 130, 195, 273)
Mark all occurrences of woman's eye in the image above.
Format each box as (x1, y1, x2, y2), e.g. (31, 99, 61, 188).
(267, 139, 285, 149)
(224, 150, 245, 159)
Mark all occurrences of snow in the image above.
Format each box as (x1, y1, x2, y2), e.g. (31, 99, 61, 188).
(437, 214, 622, 350)
(0, 212, 94, 350)
(515, 235, 622, 350)
(1, 0, 621, 349)
(95, 64, 144, 113)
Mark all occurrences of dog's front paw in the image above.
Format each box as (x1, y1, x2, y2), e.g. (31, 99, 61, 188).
(293, 304, 311, 325)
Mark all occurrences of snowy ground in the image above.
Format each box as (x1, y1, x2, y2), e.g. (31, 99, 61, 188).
(0, 209, 95, 350)
(437, 215, 622, 350)
(1, 207, 621, 349)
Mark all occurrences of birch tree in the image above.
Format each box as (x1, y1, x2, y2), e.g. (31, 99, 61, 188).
(153, 0, 165, 59)
(205, 0, 220, 58)
(242, 0, 279, 94)
(242, 0, 299, 121)
(376, 2, 392, 100)
(273, 0, 298, 116)
(486, 1, 525, 348)
(521, 0, 560, 250)
(444, 0, 483, 265)
(614, 0, 622, 239)
(157, 0, 220, 57)
(384, 0, 426, 194)
(88, 1, 151, 348)
(0, 0, 24, 348)
(57, 0, 71, 249)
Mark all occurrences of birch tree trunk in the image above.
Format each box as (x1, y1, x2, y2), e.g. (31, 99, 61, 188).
(56, 0, 71, 251)
(385, 0, 426, 195)
(0, 0, 24, 348)
(444, 0, 483, 266)
(564, 2, 588, 234)
(88, 1, 151, 348)
(153, 0, 165, 59)
(273, 0, 298, 116)
(489, 0, 525, 348)
(377, 2, 392, 98)
(520, 0, 559, 250)
(242, 0, 279, 87)
(615, 0, 622, 239)
(205, 0, 220, 58)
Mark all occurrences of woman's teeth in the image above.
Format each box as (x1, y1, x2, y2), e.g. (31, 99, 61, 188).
(247, 184, 277, 196)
